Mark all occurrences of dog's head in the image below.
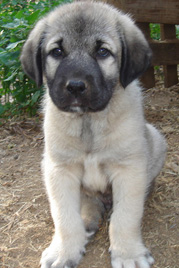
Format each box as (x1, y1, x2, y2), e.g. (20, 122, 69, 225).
(21, 2, 152, 113)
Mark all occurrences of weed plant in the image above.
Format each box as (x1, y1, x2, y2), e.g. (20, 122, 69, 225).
(0, 0, 71, 117)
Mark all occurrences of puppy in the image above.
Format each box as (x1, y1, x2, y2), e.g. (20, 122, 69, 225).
(21, 2, 166, 268)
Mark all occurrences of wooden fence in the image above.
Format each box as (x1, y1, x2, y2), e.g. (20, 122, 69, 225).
(96, 0, 179, 88)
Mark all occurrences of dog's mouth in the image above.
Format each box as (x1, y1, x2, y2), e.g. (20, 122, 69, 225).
(65, 103, 109, 114)
(68, 100, 85, 113)
(66, 98, 86, 112)
(61, 96, 110, 113)
(49, 82, 113, 113)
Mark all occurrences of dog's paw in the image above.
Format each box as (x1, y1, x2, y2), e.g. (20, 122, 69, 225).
(40, 235, 86, 268)
(111, 251, 154, 268)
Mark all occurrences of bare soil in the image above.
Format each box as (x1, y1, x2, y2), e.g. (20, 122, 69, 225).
(0, 84, 179, 268)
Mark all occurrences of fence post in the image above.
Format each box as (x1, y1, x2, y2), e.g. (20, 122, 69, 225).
(160, 24, 178, 87)
(137, 22, 155, 89)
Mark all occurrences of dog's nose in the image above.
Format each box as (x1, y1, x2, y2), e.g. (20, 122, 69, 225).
(66, 80, 86, 95)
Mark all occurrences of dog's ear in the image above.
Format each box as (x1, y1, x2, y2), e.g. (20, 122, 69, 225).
(118, 14, 152, 88)
(20, 19, 46, 87)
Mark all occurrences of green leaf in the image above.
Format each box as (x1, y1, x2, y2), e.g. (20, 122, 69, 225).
(26, 10, 41, 24)
(12, 0, 18, 5)
(0, 51, 20, 66)
(0, 104, 5, 115)
(10, 36, 19, 43)
(18, 71, 25, 81)
(6, 40, 25, 50)
(4, 71, 17, 81)
(15, 10, 24, 19)
(2, 19, 28, 29)
(0, 51, 9, 64)
(31, 91, 41, 105)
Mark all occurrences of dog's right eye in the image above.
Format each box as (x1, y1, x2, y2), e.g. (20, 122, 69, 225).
(50, 48, 63, 58)
(97, 47, 110, 58)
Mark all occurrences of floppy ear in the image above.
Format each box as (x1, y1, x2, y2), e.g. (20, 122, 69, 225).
(20, 19, 46, 87)
(118, 15, 152, 88)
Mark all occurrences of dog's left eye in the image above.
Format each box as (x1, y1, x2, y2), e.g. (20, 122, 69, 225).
(50, 48, 63, 58)
(96, 48, 110, 58)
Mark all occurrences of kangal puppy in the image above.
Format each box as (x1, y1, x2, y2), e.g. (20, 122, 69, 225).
(21, 2, 166, 268)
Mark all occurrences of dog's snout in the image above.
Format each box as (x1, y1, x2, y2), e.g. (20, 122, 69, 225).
(66, 80, 86, 95)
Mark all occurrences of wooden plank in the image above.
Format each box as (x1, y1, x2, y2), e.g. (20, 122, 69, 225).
(141, 67, 155, 89)
(137, 23, 155, 88)
(137, 22, 151, 40)
(97, 0, 179, 24)
(160, 24, 178, 87)
(150, 40, 179, 65)
(163, 65, 178, 87)
(160, 24, 177, 40)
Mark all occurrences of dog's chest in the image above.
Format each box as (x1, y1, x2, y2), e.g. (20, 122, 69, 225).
(80, 114, 108, 153)
(80, 115, 93, 153)
(80, 115, 109, 192)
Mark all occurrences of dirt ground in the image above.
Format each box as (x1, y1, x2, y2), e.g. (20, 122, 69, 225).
(0, 83, 179, 268)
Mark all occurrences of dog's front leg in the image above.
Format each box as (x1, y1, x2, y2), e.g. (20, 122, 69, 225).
(41, 160, 86, 268)
(109, 160, 154, 268)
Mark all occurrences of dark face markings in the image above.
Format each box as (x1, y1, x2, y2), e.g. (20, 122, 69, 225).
(45, 39, 118, 113)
